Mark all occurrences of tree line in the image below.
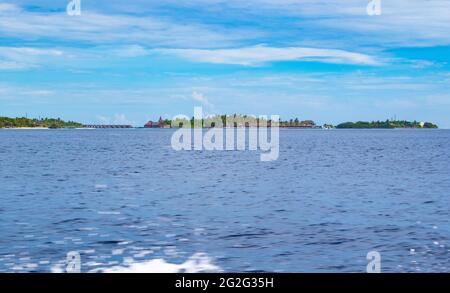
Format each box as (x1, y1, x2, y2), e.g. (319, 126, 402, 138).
(336, 120, 438, 129)
(0, 117, 83, 128)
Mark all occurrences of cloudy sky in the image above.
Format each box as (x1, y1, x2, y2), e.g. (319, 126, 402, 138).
(0, 0, 449, 127)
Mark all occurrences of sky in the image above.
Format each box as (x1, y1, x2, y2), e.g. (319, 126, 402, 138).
(0, 0, 449, 127)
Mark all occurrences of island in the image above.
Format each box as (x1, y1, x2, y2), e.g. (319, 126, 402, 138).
(145, 116, 439, 129)
(144, 115, 321, 128)
(336, 120, 438, 129)
(0, 117, 83, 129)
(0, 116, 439, 129)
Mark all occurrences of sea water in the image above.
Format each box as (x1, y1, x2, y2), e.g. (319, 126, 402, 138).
(0, 129, 449, 272)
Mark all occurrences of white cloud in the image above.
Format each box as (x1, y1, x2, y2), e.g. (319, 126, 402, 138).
(157, 45, 380, 66)
(295, 0, 450, 48)
(2, 1, 450, 51)
(192, 91, 215, 110)
(0, 8, 255, 48)
(0, 47, 64, 62)
(111, 45, 148, 58)
(0, 3, 19, 12)
(0, 44, 380, 72)
(113, 113, 133, 125)
(0, 60, 32, 70)
(109, 0, 450, 48)
(97, 115, 111, 124)
(96, 114, 134, 125)
(0, 47, 65, 70)
(0, 47, 63, 58)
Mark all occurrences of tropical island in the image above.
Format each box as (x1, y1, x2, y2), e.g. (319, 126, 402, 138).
(144, 115, 320, 128)
(0, 117, 83, 129)
(0, 116, 439, 129)
(146, 116, 439, 129)
(336, 120, 438, 129)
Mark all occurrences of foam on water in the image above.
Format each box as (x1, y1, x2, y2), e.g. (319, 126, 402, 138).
(97, 253, 222, 273)
(51, 253, 221, 273)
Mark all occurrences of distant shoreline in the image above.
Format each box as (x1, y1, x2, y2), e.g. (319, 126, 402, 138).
(0, 116, 439, 129)
(1, 127, 50, 130)
(0, 126, 443, 130)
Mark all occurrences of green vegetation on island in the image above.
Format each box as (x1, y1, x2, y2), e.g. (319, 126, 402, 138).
(1, 116, 439, 130)
(336, 120, 438, 129)
(148, 115, 320, 128)
(147, 116, 439, 129)
(0, 117, 83, 129)
(148, 115, 276, 128)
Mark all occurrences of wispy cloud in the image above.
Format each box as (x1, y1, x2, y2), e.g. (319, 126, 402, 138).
(2, 1, 450, 51)
(111, 45, 149, 58)
(0, 4, 255, 48)
(0, 44, 381, 72)
(192, 91, 215, 110)
(96, 114, 134, 125)
(113, 113, 133, 125)
(0, 60, 32, 70)
(0, 47, 65, 70)
(71, 0, 450, 49)
(0, 3, 19, 12)
(156, 45, 380, 66)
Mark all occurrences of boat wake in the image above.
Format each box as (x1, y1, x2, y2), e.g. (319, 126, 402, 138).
(52, 253, 222, 273)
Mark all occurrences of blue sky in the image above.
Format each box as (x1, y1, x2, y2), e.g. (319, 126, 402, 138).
(0, 0, 449, 127)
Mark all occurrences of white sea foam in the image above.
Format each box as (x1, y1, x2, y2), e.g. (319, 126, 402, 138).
(92, 253, 222, 273)
(50, 264, 64, 273)
(50, 252, 221, 273)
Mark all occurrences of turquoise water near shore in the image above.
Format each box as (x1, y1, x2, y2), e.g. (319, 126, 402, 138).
(0, 129, 449, 272)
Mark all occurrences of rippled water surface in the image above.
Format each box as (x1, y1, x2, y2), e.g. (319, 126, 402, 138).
(0, 129, 449, 272)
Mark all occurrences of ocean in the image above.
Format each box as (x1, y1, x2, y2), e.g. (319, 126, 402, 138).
(0, 129, 449, 272)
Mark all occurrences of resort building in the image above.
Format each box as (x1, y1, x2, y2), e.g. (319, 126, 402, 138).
(144, 117, 170, 128)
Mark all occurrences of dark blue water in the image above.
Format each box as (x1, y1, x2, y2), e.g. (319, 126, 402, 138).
(0, 129, 449, 272)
